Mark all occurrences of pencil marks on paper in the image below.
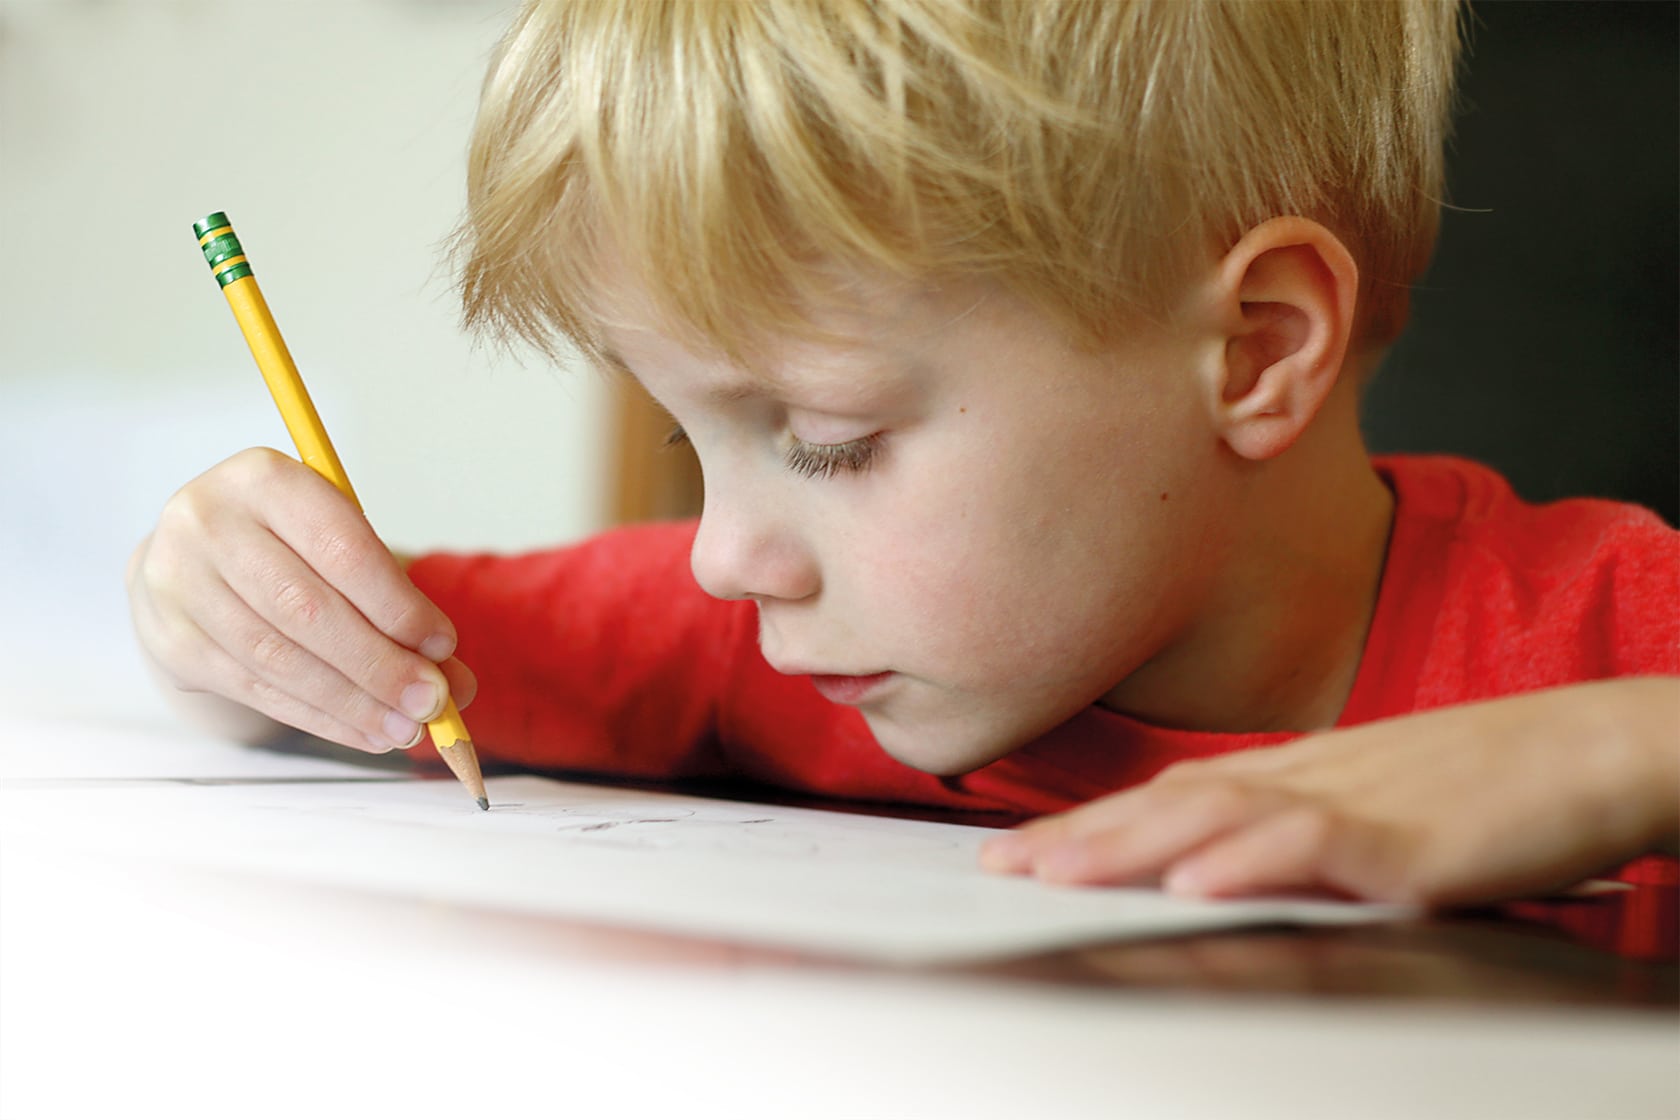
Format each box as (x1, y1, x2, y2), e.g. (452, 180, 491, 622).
(243, 777, 976, 866)
(473, 795, 956, 861)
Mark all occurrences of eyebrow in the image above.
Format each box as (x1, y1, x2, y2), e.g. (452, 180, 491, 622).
(602, 345, 773, 404)
(695, 379, 765, 404)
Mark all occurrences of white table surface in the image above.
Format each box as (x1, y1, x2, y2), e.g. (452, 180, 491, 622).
(3, 707, 1676, 1120)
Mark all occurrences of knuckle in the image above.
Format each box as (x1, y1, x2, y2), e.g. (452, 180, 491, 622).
(242, 672, 277, 702)
(310, 657, 388, 727)
(270, 576, 326, 629)
(242, 673, 292, 715)
(344, 686, 395, 737)
(158, 484, 213, 540)
(227, 446, 292, 486)
(308, 523, 363, 574)
(383, 597, 435, 645)
(346, 645, 395, 700)
(1189, 780, 1251, 821)
(138, 539, 191, 597)
(1281, 804, 1338, 848)
(160, 448, 287, 539)
(248, 628, 299, 678)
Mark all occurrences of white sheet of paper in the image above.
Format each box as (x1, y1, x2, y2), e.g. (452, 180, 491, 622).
(2, 756, 1409, 963)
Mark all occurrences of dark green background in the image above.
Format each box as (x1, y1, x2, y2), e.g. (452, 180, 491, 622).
(1365, 1, 1678, 525)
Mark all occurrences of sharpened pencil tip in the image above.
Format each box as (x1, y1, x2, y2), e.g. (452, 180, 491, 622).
(477, 796, 490, 811)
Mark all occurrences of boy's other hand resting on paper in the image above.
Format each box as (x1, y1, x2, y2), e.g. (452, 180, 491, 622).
(982, 678, 1680, 907)
(126, 447, 476, 753)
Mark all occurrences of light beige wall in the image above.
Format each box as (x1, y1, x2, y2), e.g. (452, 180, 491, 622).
(1, 0, 608, 551)
(0, 0, 609, 711)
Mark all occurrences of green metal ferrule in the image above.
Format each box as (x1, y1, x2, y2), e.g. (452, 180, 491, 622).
(194, 211, 253, 287)
(192, 211, 232, 240)
(213, 261, 254, 287)
(200, 231, 241, 266)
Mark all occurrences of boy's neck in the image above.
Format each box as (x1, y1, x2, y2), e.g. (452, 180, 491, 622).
(1099, 384, 1395, 734)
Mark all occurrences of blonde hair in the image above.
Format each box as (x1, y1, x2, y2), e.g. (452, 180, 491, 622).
(457, 0, 1463, 367)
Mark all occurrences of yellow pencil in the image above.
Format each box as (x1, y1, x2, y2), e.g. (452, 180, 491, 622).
(193, 211, 489, 811)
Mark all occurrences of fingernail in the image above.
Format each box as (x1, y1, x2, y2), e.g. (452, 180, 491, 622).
(383, 709, 421, 746)
(400, 681, 442, 723)
(420, 633, 455, 662)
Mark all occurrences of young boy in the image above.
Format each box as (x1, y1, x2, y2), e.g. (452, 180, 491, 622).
(129, 0, 1677, 908)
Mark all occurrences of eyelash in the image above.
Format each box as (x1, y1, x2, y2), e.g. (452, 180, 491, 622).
(786, 434, 881, 479)
(663, 425, 881, 479)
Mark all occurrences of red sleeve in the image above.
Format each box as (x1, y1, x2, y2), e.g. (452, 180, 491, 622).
(1367, 457, 1680, 714)
(1466, 489, 1680, 687)
(1485, 489, 1680, 680)
(405, 520, 748, 780)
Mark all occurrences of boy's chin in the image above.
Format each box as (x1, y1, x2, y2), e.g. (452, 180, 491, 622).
(859, 709, 1024, 777)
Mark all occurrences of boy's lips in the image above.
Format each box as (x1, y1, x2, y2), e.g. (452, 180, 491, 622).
(763, 655, 897, 704)
(781, 669, 896, 705)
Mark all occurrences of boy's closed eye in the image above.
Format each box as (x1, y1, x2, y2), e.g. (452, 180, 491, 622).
(663, 423, 883, 480)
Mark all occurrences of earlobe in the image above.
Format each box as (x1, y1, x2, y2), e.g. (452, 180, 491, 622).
(1208, 218, 1359, 462)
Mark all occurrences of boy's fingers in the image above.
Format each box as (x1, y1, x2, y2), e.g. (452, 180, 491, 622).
(180, 618, 406, 754)
(192, 573, 431, 749)
(439, 657, 478, 711)
(226, 449, 457, 657)
(137, 450, 468, 752)
(267, 507, 456, 657)
(217, 522, 448, 724)
(980, 813, 1095, 874)
(980, 787, 1158, 873)
(1162, 806, 1346, 900)
(1028, 783, 1290, 886)
(981, 776, 1259, 876)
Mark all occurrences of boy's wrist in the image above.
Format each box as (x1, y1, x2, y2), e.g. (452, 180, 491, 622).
(1604, 677, 1680, 855)
(1642, 677, 1680, 855)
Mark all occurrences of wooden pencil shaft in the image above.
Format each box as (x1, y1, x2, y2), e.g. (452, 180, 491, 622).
(221, 276, 362, 507)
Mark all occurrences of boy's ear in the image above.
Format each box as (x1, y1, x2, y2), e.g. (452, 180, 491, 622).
(1203, 217, 1359, 461)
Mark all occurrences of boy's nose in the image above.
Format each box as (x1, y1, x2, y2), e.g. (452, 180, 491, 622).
(689, 493, 820, 603)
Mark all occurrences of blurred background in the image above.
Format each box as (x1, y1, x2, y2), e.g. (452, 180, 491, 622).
(1, 0, 1674, 720)
(1366, 0, 1678, 528)
(1, 0, 608, 716)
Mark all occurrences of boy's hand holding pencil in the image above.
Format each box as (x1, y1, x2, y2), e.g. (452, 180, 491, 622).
(129, 446, 477, 758)
(125, 214, 485, 808)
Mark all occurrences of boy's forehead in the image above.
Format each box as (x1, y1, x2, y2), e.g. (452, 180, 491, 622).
(592, 261, 993, 399)
(599, 319, 907, 407)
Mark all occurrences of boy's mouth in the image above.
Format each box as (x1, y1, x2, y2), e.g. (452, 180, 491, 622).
(806, 672, 896, 705)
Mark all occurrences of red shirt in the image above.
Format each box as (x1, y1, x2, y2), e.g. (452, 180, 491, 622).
(409, 455, 1678, 872)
